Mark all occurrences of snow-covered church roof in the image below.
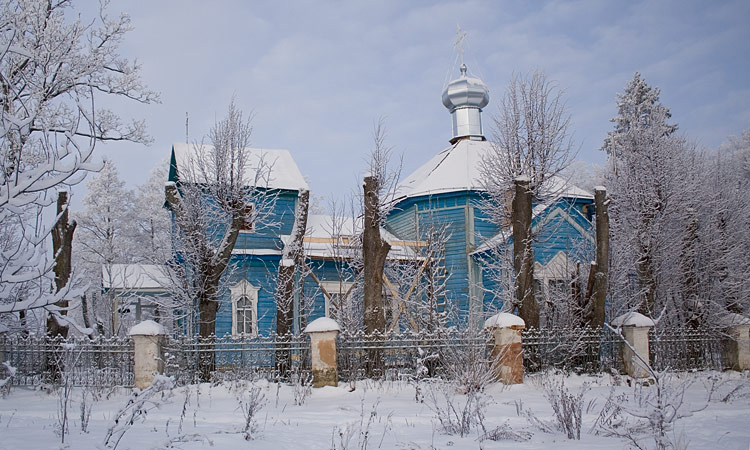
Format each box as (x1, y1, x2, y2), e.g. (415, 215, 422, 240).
(171, 142, 309, 191)
(395, 139, 593, 201)
(396, 139, 488, 199)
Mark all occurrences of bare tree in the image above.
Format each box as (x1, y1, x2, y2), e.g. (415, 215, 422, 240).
(385, 222, 451, 333)
(0, 0, 156, 329)
(480, 71, 577, 328)
(164, 101, 277, 380)
(709, 130, 750, 314)
(512, 176, 538, 328)
(362, 120, 400, 335)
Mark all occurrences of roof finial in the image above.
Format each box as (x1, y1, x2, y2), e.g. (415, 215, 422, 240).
(454, 25, 467, 66)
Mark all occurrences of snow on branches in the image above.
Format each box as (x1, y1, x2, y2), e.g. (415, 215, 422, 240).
(0, 0, 156, 325)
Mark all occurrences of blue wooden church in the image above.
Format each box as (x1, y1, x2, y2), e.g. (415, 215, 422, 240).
(111, 65, 595, 336)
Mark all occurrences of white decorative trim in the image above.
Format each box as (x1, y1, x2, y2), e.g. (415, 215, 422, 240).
(533, 207, 595, 244)
(534, 251, 574, 298)
(320, 281, 354, 318)
(231, 249, 283, 255)
(230, 280, 259, 336)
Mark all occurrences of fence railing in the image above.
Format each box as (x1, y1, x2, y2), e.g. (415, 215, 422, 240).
(522, 326, 623, 374)
(0, 334, 134, 387)
(337, 329, 492, 381)
(0, 326, 734, 387)
(164, 333, 311, 385)
(650, 327, 724, 371)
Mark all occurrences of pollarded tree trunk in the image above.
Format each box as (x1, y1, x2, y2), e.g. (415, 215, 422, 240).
(276, 190, 310, 336)
(586, 187, 609, 329)
(363, 176, 390, 377)
(512, 177, 538, 329)
(47, 191, 76, 338)
(197, 288, 219, 382)
(275, 190, 309, 377)
(363, 176, 390, 335)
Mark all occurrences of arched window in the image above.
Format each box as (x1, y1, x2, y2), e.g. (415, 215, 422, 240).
(231, 280, 259, 336)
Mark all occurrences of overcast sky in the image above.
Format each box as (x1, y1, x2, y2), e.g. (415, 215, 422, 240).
(73, 0, 750, 209)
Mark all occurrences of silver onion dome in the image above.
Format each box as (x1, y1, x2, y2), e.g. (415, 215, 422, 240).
(442, 64, 489, 143)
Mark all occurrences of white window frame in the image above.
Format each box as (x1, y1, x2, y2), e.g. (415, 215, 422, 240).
(320, 281, 354, 319)
(534, 251, 572, 301)
(230, 280, 259, 336)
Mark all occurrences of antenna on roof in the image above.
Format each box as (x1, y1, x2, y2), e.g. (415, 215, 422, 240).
(185, 112, 189, 144)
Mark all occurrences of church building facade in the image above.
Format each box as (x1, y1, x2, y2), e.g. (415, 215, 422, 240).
(110, 64, 595, 336)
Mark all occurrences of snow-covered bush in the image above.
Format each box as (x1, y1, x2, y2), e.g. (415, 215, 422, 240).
(102, 375, 175, 449)
(236, 383, 267, 440)
(481, 421, 533, 442)
(702, 371, 750, 403)
(330, 398, 389, 450)
(440, 335, 495, 394)
(426, 382, 488, 437)
(540, 374, 590, 439)
(291, 371, 313, 406)
(79, 387, 93, 433)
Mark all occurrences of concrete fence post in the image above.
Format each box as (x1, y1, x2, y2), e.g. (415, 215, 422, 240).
(304, 317, 340, 388)
(611, 312, 655, 378)
(129, 320, 167, 390)
(720, 314, 750, 371)
(483, 313, 526, 385)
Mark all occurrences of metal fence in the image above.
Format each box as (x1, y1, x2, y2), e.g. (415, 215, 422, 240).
(0, 334, 134, 387)
(522, 326, 623, 374)
(337, 329, 492, 381)
(650, 327, 724, 371)
(164, 333, 311, 385)
(0, 326, 733, 387)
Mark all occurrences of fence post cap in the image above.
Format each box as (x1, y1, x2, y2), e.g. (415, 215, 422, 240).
(611, 312, 654, 328)
(129, 320, 167, 336)
(304, 317, 341, 334)
(483, 312, 525, 330)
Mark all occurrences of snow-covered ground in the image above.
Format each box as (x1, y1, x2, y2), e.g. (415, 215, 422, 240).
(0, 372, 748, 449)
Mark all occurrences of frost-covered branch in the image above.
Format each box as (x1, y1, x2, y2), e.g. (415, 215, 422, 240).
(0, 0, 156, 325)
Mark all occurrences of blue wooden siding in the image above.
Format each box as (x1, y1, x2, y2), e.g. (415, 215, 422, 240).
(301, 259, 355, 324)
(387, 191, 489, 326)
(386, 204, 417, 240)
(387, 190, 594, 328)
(233, 190, 298, 251)
(532, 200, 594, 266)
(214, 256, 357, 336)
(473, 197, 595, 316)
